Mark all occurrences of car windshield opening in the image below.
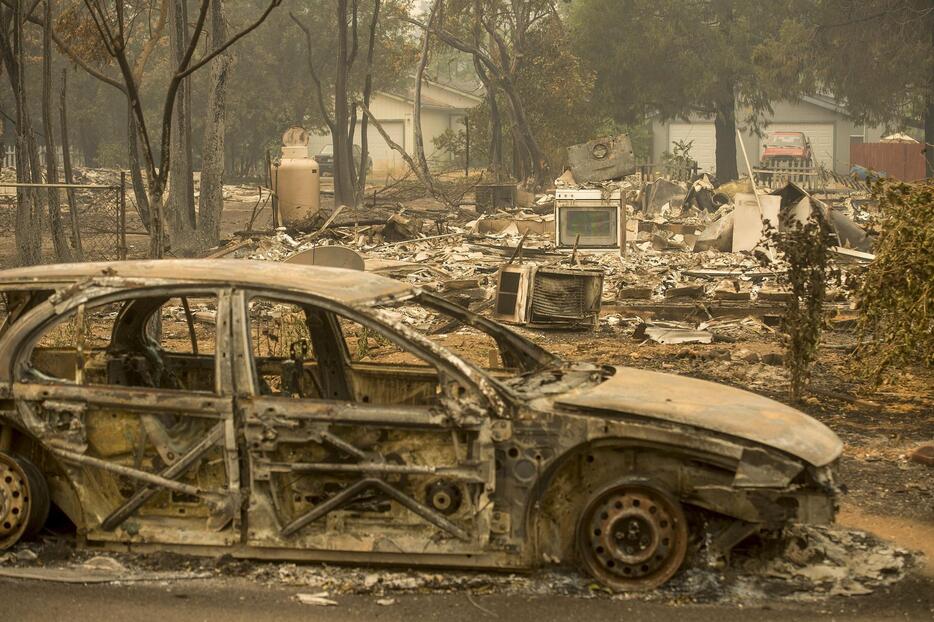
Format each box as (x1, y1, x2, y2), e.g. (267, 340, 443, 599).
(372, 292, 562, 377)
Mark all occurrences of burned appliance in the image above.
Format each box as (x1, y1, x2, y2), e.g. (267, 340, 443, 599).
(494, 264, 604, 329)
(566, 134, 636, 183)
(555, 188, 625, 250)
(475, 183, 517, 214)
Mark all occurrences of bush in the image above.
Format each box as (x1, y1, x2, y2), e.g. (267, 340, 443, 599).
(856, 179, 934, 380)
(764, 210, 838, 400)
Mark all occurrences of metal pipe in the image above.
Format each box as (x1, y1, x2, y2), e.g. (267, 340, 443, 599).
(264, 460, 483, 482)
(119, 172, 127, 260)
(0, 182, 120, 190)
(51, 446, 223, 500)
(281, 477, 469, 541)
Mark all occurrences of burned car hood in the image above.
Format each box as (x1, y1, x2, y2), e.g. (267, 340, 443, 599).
(554, 366, 842, 467)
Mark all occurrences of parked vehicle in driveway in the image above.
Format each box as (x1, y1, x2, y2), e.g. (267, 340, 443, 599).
(761, 130, 813, 166)
(0, 260, 841, 590)
(315, 144, 373, 177)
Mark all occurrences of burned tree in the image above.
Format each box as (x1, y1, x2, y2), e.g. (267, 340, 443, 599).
(291, 0, 386, 208)
(0, 1, 44, 266)
(197, 0, 231, 247)
(75, 0, 281, 257)
(408, 0, 554, 188)
(41, 0, 73, 262)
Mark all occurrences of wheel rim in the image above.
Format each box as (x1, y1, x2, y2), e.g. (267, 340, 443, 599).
(0, 452, 31, 549)
(578, 482, 688, 590)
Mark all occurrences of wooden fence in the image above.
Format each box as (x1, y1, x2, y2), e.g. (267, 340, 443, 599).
(850, 142, 928, 181)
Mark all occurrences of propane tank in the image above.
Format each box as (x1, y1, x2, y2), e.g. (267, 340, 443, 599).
(271, 126, 320, 224)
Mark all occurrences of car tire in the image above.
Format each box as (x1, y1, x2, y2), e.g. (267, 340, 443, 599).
(576, 477, 688, 591)
(0, 452, 50, 548)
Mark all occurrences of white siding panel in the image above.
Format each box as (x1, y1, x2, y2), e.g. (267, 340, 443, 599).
(366, 121, 405, 174)
(668, 123, 716, 174)
(760, 123, 835, 170)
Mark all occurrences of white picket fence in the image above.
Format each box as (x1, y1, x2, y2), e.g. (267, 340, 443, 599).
(1, 144, 85, 169)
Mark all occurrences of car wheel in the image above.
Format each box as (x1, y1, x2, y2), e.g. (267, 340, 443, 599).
(576, 478, 688, 590)
(0, 452, 50, 549)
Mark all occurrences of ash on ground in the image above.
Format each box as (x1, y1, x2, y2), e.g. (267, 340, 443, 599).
(0, 525, 916, 604)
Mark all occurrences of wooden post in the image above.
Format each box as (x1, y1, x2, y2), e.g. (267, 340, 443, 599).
(736, 127, 762, 214)
(119, 172, 127, 260)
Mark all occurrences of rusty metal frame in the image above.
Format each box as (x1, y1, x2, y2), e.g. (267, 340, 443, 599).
(100, 423, 225, 531)
(281, 477, 470, 541)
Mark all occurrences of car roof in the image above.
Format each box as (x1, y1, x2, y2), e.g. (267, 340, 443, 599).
(0, 259, 414, 306)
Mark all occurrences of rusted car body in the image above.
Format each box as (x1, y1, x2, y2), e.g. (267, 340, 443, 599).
(0, 260, 842, 590)
(761, 131, 812, 163)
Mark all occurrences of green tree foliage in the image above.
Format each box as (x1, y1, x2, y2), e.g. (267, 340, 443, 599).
(769, 0, 934, 176)
(570, 0, 801, 181)
(435, 8, 599, 179)
(856, 179, 934, 380)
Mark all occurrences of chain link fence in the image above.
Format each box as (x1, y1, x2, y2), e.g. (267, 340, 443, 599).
(0, 174, 144, 266)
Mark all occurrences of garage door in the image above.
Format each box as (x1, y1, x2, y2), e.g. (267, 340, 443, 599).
(365, 121, 405, 175)
(759, 123, 835, 170)
(668, 123, 716, 174)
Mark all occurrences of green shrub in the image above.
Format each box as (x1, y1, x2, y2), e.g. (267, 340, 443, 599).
(856, 179, 934, 380)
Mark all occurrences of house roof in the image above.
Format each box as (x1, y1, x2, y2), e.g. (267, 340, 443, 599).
(380, 79, 483, 111)
(800, 94, 849, 115)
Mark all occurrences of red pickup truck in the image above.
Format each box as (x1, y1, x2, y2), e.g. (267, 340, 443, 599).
(761, 131, 813, 164)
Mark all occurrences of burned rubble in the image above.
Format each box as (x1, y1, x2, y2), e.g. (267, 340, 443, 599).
(0, 523, 915, 604)
(0, 137, 926, 604)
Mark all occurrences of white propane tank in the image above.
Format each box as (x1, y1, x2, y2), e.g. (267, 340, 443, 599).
(271, 126, 320, 224)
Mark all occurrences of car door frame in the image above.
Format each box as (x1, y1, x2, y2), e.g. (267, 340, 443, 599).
(230, 287, 504, 557)
(0, 281, 243, 546)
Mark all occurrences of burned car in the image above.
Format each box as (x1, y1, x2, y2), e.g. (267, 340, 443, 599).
(0, 260, 841, 590)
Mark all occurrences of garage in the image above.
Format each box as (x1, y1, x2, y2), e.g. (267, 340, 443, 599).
(668, 123, 716, 175)
(759, 123, 835, 170)
(366, 120, 405, 175)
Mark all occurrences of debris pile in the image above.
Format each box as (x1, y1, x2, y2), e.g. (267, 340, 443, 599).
(201, 133, 877, 343)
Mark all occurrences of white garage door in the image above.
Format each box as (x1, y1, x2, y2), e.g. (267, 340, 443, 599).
(759, 123, 835, 170)
(668, 123, 716, 174)
(365, 121, 405, 175)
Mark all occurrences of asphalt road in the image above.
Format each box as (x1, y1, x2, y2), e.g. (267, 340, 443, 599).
(2, 575, 933, 622)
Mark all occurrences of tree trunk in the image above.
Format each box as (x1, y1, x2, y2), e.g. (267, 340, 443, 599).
(500, 79, 546, 188)
(42, 0, 72, 263)
(127, 103, 152, 230)
(714, 93, 738, 182)
(332, 0, 357, 207)
(168, 0, 198, 254)
(198, 0, 231, 249)
(1, 2, 43, 265)
(485, 80, 504, 180)
(354, 0, 381, 204)
(59, 68, 83, 260)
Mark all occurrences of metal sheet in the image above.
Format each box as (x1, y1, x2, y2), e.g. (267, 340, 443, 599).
(285, 246, 365, 271)
(567, 134, 636, 182)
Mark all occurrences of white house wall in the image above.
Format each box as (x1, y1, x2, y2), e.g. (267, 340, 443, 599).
(305, 87, 477, 177)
